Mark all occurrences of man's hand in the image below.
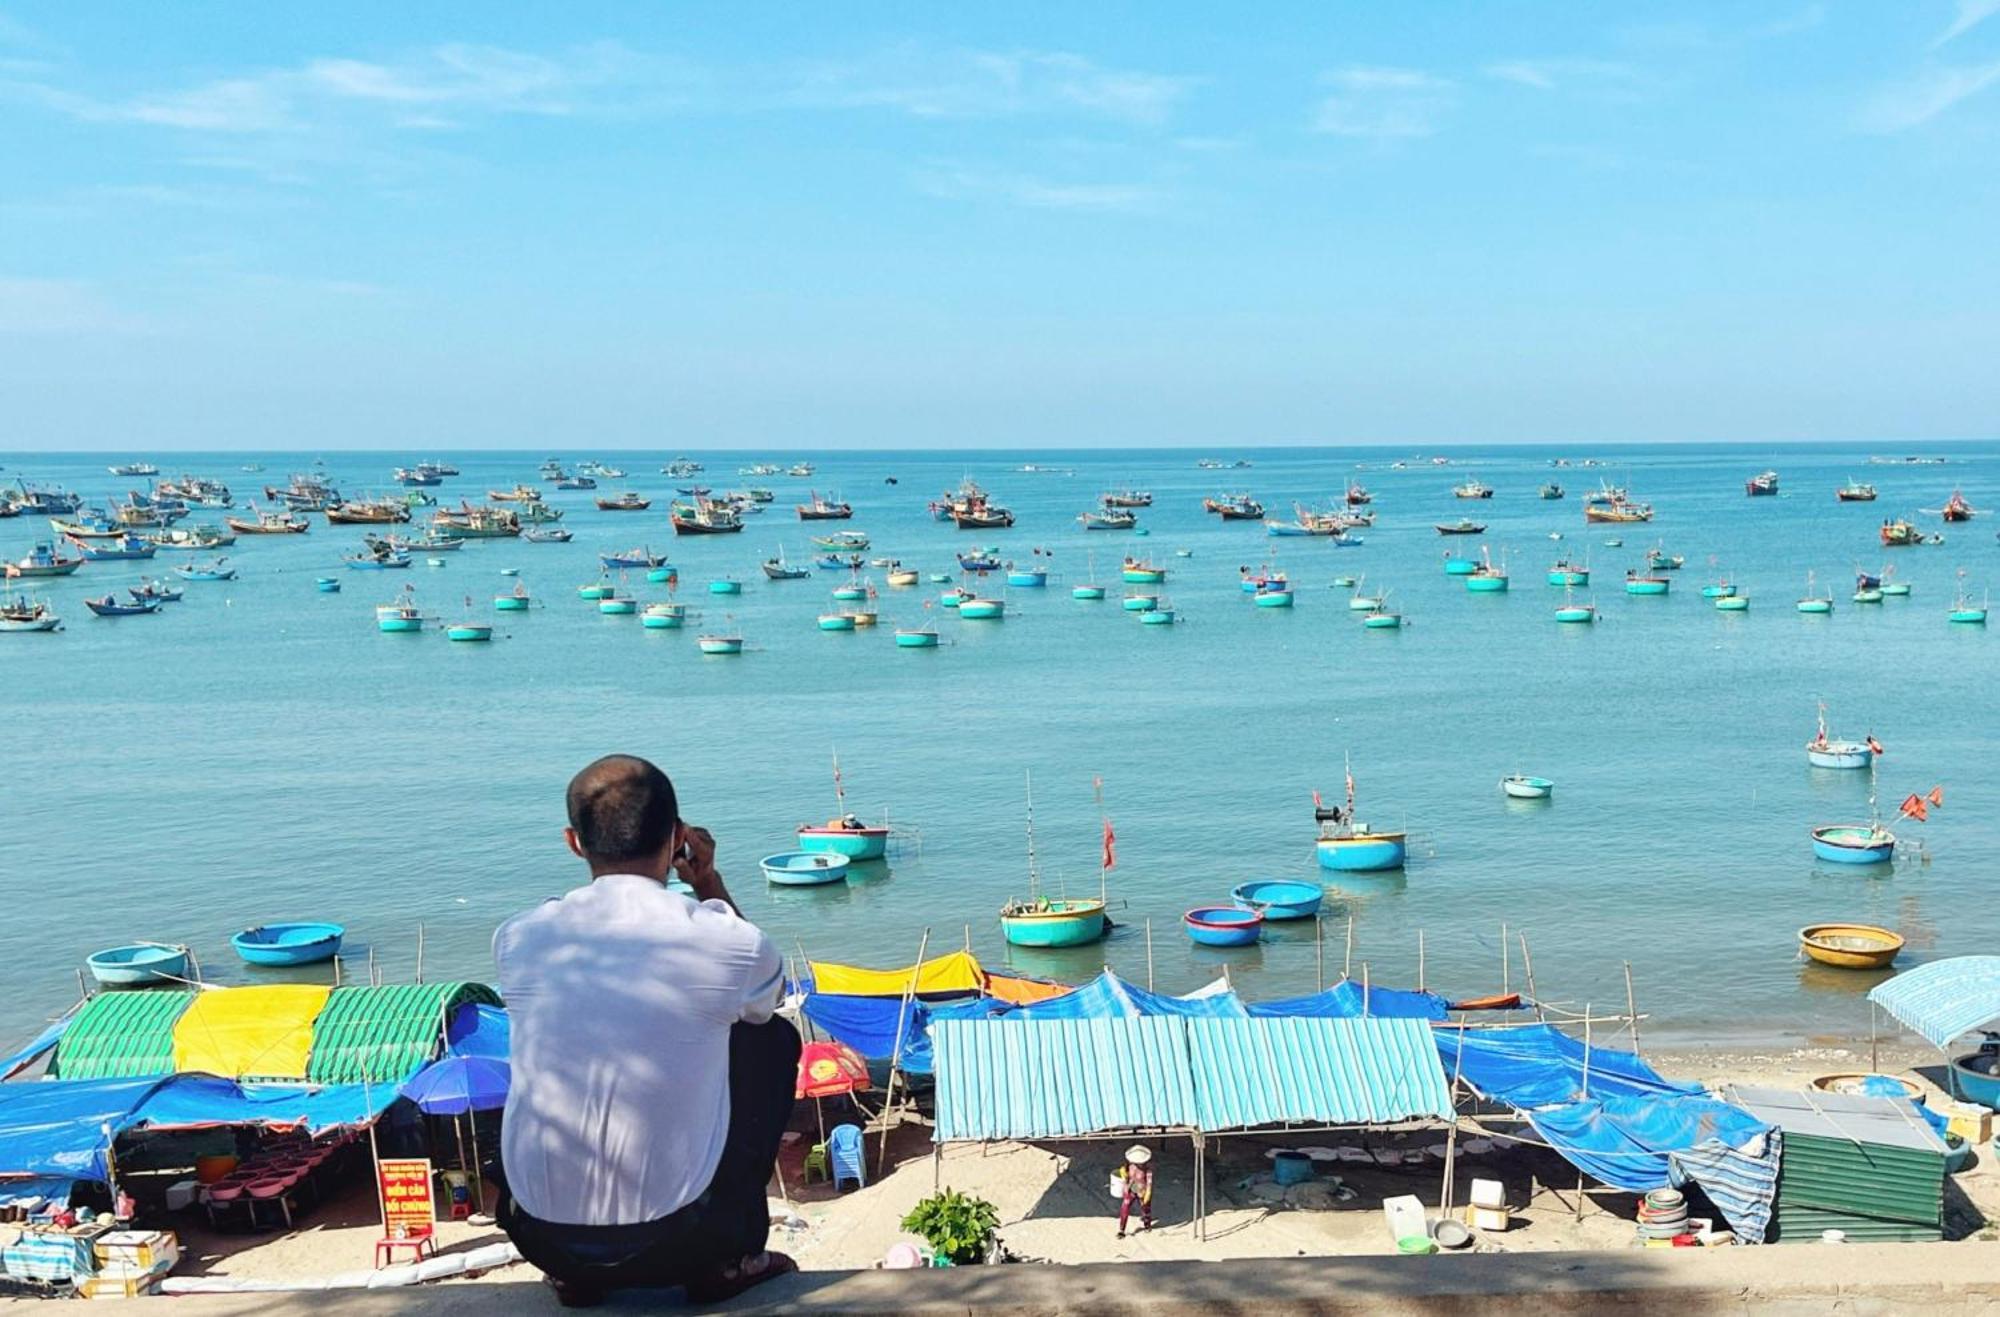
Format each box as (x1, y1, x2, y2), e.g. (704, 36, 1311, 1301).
(675, 825, 731, 908)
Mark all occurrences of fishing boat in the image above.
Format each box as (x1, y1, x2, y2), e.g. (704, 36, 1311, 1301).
(231, 922, 344, 966)
(958, 597, 1005, 619)
(147, 525, 235, 551)
(1184, 908, 1262, 947)
(173, 558, 236, 582)
(668, 457, 708, 477)
(496, 582, 533, 612)
(895, 624, 941, 648)
(517, 499, 564, 524)
(1121, 558, 1166, 583)
(394, 466, 443, 487)
(325, 499, 411, 525)
(1501, 774, 1554, 799)
(1798, 924, 1903, 971)
(1584, 497, 1654, 523)
(809, 530, 870, 552)
(1746, 470, 1780, 497)
(797, 758, 891, 859)
(521, 526, 572, 543)
(1806, 706, 1877, 769)
(595, 492, 652, 512)
(70, 533, 157, 561)
(1314, 763, 1407, 871)
(600, 546, 669, 570)
(669, 497, 744, 535)
(1949, 584, 1989, 623)
(376, 586, 424, 632)
(1204, 493, 1265, 520)
(641, 601, 686, 629)
(1624, 570, 1670, 596)
(761, 851, 850, 886)
(956, 551, 1002, 574)
(763, 555, 811, 580)
(1080, 508, 1137, 530)
(108, 462, 160, 477)
(435, 503, 523, 538)
(817, 613, 856, 631)
(1464, 548, 1508, 593)
(1361, 605, 1403, 628)
(999, 774, 1109, 948)
(885, 567, 920, 587)
(49, 513, 125, 540)
(1810, 824, 1896, 865)
(129, 580, 184, 605)
(796, 491, 853, 520)
(1837, 479, 1878, 502)
(1435, 519, 1487, 535)
(85, 943, 190, 987)
(1547, 558, 1589, 586)
(1540, 483, 1565, 500)
(1253, 584, 1294, 608)
(1452, 479, 1495, 500)
(1102, 489, 1152, 508)
(83, 593, 161, 617)
(1854, 582, 1884, 603)
(1938, 491, 1977, 522)
(9, 542, 84, 577)
(697, 634, 745, 654)
(226, 507, 310, 534)
(1646, 547, 1684, 572)
(1797, 572, 1833, 614)
(1345, 482, 1372, 506)
(0, 594, 60, 632)
(951, 502, 1015, 529)
(489, 484, 541, 502)
(553, 475, 598, 491)
(1715, 595, 1750, 612)
(1230, 878, 1323, 920)
(1880, 518, 1937, 547)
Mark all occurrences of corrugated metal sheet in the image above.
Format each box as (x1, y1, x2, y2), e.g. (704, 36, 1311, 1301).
(51, 992, 195, 1080)
(304, 983, 500, 1085)
(1868, 956, 2000, 1049)
(1727, 1084, 1946, 1154)
(932, 1018, 1196, 1141)
(1725, 1086, 1944, 1243)
(1186, 1017, 1454, 1129)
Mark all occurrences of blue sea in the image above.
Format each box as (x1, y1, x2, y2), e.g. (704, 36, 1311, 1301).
(2, 444, 1993, 1050)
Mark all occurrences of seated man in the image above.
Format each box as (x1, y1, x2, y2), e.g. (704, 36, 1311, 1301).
(496, 754, 801, 1307)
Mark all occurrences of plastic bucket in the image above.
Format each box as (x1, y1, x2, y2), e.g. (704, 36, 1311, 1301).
(196, 1155, 239, 1184)
(1271, 1151, 1313, 1186)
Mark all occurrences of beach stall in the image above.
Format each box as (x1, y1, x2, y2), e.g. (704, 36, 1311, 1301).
(1868, 956, 2000, 1114)
(1723, 1085, 1946, 1243)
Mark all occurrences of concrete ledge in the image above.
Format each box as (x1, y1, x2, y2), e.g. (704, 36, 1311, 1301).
(52, 1243, 2000, 1315)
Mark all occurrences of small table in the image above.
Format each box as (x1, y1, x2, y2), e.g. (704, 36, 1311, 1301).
(373, 1232, 437, 1269)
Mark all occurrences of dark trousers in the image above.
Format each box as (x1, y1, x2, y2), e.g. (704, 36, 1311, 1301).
(500, 1017, 802, 1291)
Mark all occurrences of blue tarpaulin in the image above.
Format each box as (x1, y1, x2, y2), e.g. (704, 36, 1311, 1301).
(1249, 980, 1450, 1020)
(1434, 1024, 1699, 1108)
(1868, 956, 2000, 1050)
(445, 1002, 511, 1059)
(0, 1015, 72, 1083)
(0, 1074, 401, 1184)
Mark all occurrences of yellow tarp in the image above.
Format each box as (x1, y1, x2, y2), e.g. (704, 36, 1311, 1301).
(810, 950, 985, 997)
(170, 985, 333, 1080)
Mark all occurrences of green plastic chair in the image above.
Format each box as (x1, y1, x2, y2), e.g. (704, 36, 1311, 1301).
(803, 1143, 831, 1184)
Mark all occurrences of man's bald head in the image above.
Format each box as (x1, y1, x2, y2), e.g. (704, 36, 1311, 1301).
(566, 755, 679, 865)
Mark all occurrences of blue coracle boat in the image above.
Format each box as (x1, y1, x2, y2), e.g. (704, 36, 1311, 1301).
(1184, 907, 1264, 947)
(231, 922, 345, 966)
(1230, 879, 1324, 920)
(86, 943, 191, 987)
(760, 851, 851, 886)
(1810, 824, 1895, 865)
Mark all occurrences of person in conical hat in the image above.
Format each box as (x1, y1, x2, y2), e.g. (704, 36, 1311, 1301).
(1117, 1145, 1154, 1238)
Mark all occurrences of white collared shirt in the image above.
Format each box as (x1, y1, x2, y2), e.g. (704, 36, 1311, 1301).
(495, 873, 782, 1226)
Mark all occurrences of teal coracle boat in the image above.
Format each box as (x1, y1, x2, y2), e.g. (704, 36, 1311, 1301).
(641, 602, 685, 629)
(646, 566, 675, 584)
(495, 585, 531, 611)
(598, 595, 637, 614)
(1443, 556, 1478, 576)
(1811, 824, 1896, 865)
(1121, 559, 1166, 583)
(1465, 572, 1508, 593)
(1701, 582, 1736, 599)
(1854, 588, 1884, 603)
(1000, 772, 1110, 948)
(1253, 589, 1294, 608)
(1121, 594, 1158, 612)
(1881, 582, 1911, 597)
(1547, 565, 1590, 586)
(86, 942, 190, 987)
(1554, 604, 1595, 624)
(314, 577, 341, 593)
(447, 622, 493, 641)
(577, 581, 614, 600)
(1625, 573, 1670, 595)
(232, 922, 344, 966)
(1072, 584, 1106, 600)
(697, 634, 744, 654)
(1184, 907, 1263, 947)
(1139, 607, 1177, 624)
(1950, 607, 1988, 624)
(1314, 763, 1406, 872)
(760, 851, 850, 886)
(376, 588, 423, 632)
(1797, 598, 1832, 614)
(709, 578, 742, 595)
(928, 572, 952, 584)
(1502, 774, 1554, 799)
(1715, 595, 1750, 611)
(1005, 568, 1048, 587)
(895, 626, 939, 648)
(832, 584, 866, 601)
(1361, 608, 1402, 629)
(818, 613, 856, 631)
(1230, 878, 1323, 920)
(958, 597, 1004, 620)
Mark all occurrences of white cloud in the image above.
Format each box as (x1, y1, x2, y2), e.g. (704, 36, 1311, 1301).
(791, 47, 1197, 125)
(1312, 66, 1453, 139)
(1484, 58, 1644, 93)
(1935, 0, 2000, 47)
(0, 277, 146, 334)
(1860, 59, 2000, 131)
(916, 165, 1163, 212)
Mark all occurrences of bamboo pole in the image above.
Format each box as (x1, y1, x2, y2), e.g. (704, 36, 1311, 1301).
(1344, 916, 1354, 980)
(1145, 919, 1155, 992)
(1500, 922, 1510, 995)
(1440, 1018, 1470, 1217)
(1361, 962, 1370, 1017)
(878, 927, 931, 1178)
(1623, 962, 1641, 1057)
(1417, 929, 1426, 993)
(1315, 917, 1325, 992)
(415, 923, 426, 985)
(1519, 933, 1545, 1023)
(1576, 1006, 1592, 1222)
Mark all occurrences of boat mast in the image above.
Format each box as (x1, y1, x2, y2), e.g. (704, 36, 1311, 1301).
(1024, 769, 1041, 902)
(831, 750, 846, 818)
(1094, 776, 1110, 903)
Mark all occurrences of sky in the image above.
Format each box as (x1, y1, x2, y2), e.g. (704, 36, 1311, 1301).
(2, 2, 1998, 451)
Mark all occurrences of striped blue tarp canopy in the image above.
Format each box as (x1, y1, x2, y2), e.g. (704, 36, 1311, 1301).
(931, 1016, 1452, 1141)
(1869, 956, 2000, 1050)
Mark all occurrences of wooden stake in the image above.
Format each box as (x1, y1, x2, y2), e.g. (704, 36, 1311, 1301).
(415, 922, 426, 985)
(879, 928, 931, 1178)
(1440, 1019, 1470, 1216)
(1361, 962, 1370, 1017)
(1577, 1006, 1592, 1223)
(1623, 962, 1641, 1057)
(1145, 919, 1155, 992)
(1519, 933, 1544, 1023)
(1344, 915, 1354, 980)
(1315, 916, 1325, 992)
(1500, 922, 1509, 995)
(1417, 929, 1426, 992)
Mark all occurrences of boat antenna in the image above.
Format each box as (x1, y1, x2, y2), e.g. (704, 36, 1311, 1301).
(1094, 775, 1111, 903)
(1344, 752, 1356, 818)
(1024, 769, 1041, 901)
(831, 749, 846, 818)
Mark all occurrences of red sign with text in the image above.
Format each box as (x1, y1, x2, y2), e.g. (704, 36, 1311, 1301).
(378, 1158, 436, 1238)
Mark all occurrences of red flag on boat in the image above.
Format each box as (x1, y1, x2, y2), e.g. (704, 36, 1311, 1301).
(1867, 736, 1885, 755)
(1899, 794, 1928, 822)
(1312, 789, 1323, 809)
(1928, 786, 1945, 807)
(1101, 818, 1117, 872)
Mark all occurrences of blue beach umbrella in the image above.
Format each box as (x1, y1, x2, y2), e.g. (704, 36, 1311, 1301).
(401, 1055, 511, 1115)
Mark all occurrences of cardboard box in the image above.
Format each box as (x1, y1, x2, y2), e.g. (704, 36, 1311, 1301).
(1944, 1102, 1992, 1147)
(77, 1273, 159, 1300)
(95, 1230, 178, 1273)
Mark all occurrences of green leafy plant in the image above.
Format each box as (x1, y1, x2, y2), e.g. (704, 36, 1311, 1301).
(900, 1187, 1000, 1264)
